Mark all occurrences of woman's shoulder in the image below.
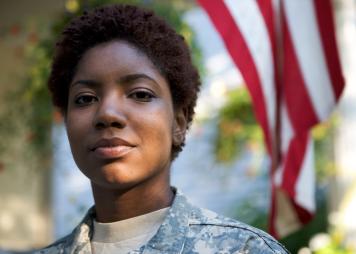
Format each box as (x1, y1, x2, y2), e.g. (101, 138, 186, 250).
(31, 208, 95, 254)
(169, 189, 290, 254)
(30, 234, 73, 254)
(186, 207, 288, 253)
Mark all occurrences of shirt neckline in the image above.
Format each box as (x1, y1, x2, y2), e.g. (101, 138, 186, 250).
(92, 207, 170, 243)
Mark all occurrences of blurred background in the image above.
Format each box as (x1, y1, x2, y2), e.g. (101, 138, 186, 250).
(0, 0, 355, 253)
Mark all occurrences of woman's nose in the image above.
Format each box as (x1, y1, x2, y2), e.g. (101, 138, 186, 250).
(93, 93, 127, 130)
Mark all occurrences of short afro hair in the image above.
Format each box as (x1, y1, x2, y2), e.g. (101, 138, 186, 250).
(48, 4, 201, 158)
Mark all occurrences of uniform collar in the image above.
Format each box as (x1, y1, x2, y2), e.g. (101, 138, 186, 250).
(142, 188, 194, 253)
(68, 207, 95, 254)
(68, 187, 195, 254)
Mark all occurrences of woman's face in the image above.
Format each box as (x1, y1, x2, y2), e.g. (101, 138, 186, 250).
(66, 40, 185, 191)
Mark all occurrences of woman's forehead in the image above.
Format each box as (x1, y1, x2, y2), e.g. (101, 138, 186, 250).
(75, 41, 161, 79)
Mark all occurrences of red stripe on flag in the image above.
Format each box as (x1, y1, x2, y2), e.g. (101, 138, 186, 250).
(282, 8, 319, 131)
(256, 0, 280, 117)
(256, 0, 279, 91)
(256, 0, 275, 51)
(281, 133, 309, 198)
(198, 0, 273, 155)
(314, 0, 345, 99)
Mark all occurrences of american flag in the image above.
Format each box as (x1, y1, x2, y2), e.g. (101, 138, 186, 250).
(198, 0, 344, 238)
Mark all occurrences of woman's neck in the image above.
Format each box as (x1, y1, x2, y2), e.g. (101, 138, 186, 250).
(91, 179, 173, 223)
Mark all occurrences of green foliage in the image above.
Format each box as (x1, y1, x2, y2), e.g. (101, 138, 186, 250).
(312, 119, 338, 183)
(314, 244, 354, 254)
(22, 42, 53, 155)
(214, 86, 337, 182)
(214, 87, 263, 162)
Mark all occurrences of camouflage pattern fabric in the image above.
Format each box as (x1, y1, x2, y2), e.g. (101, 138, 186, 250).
(34, 188, 289, 254)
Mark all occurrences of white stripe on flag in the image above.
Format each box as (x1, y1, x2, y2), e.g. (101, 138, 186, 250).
(224, 0, 276, 134)
(283, 0, 336, 121)
(295, 136, 316, 212)
(274, 102, 293, 187)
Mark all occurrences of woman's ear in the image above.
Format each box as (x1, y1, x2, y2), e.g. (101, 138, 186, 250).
(173, 108, 188, 147)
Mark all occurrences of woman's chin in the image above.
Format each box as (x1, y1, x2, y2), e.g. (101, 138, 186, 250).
(85, 165, 138, 190)
(91, 177, 139, 191)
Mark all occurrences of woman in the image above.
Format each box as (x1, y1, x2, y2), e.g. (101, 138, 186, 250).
(37, 4, 289, 254)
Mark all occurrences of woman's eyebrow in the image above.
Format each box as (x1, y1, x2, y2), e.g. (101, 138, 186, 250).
(71, 79, 100, 88)
(70, 73, 160, 88)
(119, 73, 159, 86)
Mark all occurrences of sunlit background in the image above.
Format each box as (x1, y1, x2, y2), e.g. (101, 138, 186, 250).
(0, 0, 355, 253)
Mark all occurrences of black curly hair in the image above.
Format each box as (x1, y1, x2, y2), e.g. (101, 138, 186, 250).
(48, 4, 200, 158)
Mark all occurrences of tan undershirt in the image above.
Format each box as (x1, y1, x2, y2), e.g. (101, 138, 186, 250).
(91, 207, 169, 254)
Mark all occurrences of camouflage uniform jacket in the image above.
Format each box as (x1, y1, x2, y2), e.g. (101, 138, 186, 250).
(35, 189, 289, 254)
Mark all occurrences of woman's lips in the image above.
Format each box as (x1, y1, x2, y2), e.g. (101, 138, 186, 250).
(90, 137, 135, 159)
(93, 145, 133, 159)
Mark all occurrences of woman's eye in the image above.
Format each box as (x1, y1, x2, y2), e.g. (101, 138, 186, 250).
(130, 90, 155, 102)
(74, 95, 97, 105)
